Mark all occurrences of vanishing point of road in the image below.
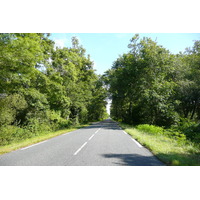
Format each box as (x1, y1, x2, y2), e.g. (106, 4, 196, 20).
(0, 119, 165, 166)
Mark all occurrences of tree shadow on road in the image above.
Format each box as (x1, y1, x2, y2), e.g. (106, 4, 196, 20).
(102, 153, 165, 166)
(83, 119, 121, 130)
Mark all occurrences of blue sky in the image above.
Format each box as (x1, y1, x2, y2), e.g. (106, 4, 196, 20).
(50, 33, 200, 75)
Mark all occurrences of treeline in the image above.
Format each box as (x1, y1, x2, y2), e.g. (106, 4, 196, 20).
(0, 33, 108, 145)
(105, 34, 200, 143)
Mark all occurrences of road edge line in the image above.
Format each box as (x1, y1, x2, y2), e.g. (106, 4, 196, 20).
(21, 141, 47, 150)
(131, 138, 143, 148)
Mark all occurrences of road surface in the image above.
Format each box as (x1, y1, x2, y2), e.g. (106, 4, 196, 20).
(0, 119, 165, 166)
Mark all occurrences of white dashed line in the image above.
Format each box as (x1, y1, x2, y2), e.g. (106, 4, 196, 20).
(89, 134, 95, 141)
(73, 128, 101, 156)
(131, 138, 143, 148)
(95, 128, 101, 134)
(73, 142, 88, 155)
(21, 141, 47, 150)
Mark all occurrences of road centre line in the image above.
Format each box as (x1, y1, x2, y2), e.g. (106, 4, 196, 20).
(95, 128, 101, 134)
(73, 128, 101, 155)
(73, 142, 88, 155)
(21, 141, 47, 150)
(89, 134, 95, 141)
(131, 138, 143, 148)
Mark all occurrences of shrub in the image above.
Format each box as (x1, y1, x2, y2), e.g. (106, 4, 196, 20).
(0, 93, 28, 126)
(71, 116, 80, 126)
(0, 126, 17, 145)
(136, 124, 164, 135)
(12, 127, 32, 140)
(182, 123, 200, 143)
(171, 118, 200, 143)
(0, 125, 31, 145)
(0, 110, 71, 146)
(45, 110, 71, 130)
(164, 129, 187, 143)
(135, 124, 188, 143)
(79, 107, 88, 123)
(25, 117, 52, 135)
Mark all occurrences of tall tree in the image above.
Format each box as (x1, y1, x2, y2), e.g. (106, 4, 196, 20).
(106, 34, 180, 126)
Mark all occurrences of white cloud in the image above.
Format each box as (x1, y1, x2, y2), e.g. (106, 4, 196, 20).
(54, 39, 67, 49)
(93, 61, 97, 70)
(53, 35, 81, 49)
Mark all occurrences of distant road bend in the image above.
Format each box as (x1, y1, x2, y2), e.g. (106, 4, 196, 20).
(0, 119, 165, 166)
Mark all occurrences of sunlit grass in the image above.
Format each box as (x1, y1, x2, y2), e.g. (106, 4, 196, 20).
(120, 123, 200, 166)
(0, 124, 89, 155)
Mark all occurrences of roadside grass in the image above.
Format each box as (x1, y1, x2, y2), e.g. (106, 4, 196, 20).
(0, 124, 89, 155)
(119, 123, 200, 166)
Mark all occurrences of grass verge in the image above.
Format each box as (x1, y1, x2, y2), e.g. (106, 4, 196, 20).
(119, 123, 200, 166)
(0, 123, 89, 155)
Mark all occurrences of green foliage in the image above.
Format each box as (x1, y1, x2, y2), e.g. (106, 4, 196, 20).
(136, 123, 187, 144)
(106, 34, 179, 126)
(171, 118, 200, 143)
(121, 123, 200, 166)
(0, 126, 20, 145)
(0, 125, 31, 145)
(0, 33, 107, 146)
(0, 93, 28, 126)
(87, 77, 108, 121)
(45, 110, 71, 129)
(106, 34, 200, 144)
(164, 129, 187, 143)
(136, 124, 164, 135)
(25, 117, 51, 135)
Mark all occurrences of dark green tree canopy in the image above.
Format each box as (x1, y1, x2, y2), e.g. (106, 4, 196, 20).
(106, 34, 200, 128)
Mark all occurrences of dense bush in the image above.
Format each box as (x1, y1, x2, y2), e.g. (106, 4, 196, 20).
(164, 129, 187, 143)
(136, 124, 164, 135)
(0, 94, 28, 126)
(0, 125, 31, 145)
(136, 124, 187, 143)
(171, 119, 200, 143)
(45, 110, 71, 129)
(0, 110, 72, 146)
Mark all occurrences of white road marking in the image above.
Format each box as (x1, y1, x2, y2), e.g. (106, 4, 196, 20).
(89, 134, 95, 141)
(73, 142, 88, 155)
(123, 131, 127, 135)
(132, 138, 143, 148)
(73, 128, 101, 156)
(63, 131, 73, 136)
(95, 128, 101, 134)
(21, 141, 47, 150)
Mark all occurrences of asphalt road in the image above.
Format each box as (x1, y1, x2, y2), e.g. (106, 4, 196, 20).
(0, 119, 165, 166)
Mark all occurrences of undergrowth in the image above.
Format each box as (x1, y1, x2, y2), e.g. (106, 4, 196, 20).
(120, 123, 200, 166)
